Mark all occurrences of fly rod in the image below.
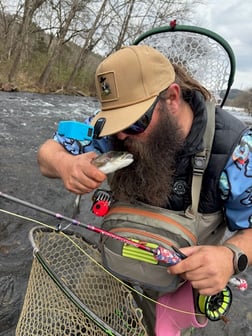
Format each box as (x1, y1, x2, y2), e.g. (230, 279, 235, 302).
(1, 191, 247, 321)
(0, 191, 182, 265)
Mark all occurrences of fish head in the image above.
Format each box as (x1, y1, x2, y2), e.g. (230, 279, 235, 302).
(92, 151, 134, 174)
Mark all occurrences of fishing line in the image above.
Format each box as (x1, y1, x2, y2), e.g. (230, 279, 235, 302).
(0, 206, 206, 318)
(1, 191, 244, 322)
(0, 192, 187, 265)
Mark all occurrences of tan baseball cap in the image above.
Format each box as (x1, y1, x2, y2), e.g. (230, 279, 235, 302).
(91, 45, 175, 137)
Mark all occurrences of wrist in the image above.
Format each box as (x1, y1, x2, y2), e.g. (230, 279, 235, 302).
(222, 243, 248, 275)
(55, 150, 73, 179)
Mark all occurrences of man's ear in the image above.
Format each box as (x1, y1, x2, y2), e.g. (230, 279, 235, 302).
(166, 83, 181, 113)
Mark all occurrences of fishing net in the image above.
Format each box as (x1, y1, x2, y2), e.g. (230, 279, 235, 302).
(134, 25, 235, 106)
(15, 227, 148, 336)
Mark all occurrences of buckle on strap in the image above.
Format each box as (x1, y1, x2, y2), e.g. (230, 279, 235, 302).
(193, 151, 208, 175)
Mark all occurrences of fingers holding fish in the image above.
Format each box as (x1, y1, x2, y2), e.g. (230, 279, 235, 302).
(59, 152, 107, 194)
(58, 151, 134, 194)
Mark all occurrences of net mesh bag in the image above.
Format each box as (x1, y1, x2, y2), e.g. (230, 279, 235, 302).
(16, 227, 148, 336)
(136, 30, 232, 105)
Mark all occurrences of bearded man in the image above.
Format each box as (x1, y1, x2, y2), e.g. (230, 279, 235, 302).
(37, 45, 252, 336)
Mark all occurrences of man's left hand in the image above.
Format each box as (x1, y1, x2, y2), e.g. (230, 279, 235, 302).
(168, 245, 234, 296)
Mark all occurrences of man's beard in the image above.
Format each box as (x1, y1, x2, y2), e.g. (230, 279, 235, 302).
(109, 103, 185, 207)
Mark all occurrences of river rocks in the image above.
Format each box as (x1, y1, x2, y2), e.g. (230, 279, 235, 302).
(1, 83, 18, 92)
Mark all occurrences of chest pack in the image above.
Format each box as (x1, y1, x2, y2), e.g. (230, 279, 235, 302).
(100, 102, 222, 293)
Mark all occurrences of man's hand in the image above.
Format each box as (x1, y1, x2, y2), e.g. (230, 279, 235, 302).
(168, 245, 234, 296)
(58, 151, 107, 194)
(37, 139, 106, 194)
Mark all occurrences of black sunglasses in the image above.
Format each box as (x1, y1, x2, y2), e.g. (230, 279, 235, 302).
(122, 97, 159, 135)
(93, 95, 161, 138)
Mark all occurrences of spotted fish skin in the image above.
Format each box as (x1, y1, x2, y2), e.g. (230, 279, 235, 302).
(92, 151, 134, 174)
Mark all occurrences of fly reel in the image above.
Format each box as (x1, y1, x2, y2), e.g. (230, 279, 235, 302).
(197, 286, 232, 321)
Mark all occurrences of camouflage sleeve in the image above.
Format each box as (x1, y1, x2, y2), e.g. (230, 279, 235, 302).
(53, 113, 112, 155)
(219, 128, 252, 231)
(53, 132, 89, 154)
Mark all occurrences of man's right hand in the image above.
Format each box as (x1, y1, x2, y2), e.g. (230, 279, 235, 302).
(37, 139, 106, 194)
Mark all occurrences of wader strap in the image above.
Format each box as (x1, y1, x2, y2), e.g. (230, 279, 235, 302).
(191, 101, 216, 215)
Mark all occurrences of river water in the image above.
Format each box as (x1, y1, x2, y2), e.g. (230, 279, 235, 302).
(0, 91, 252, 336)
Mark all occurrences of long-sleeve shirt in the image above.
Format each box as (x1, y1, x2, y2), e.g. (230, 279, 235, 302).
(53, 117, 252, 233)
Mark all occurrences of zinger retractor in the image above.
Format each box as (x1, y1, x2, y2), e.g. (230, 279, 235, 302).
(197, 286, 232, 321)
(91, 189, 113, 216)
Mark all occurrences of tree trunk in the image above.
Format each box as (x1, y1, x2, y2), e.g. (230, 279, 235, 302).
(36, 39, 62, 89)
(8, 0, 46, 82)
(113, 0, 136, 51)
(64, 0, 109, 90)
(37, 0, 81, 89)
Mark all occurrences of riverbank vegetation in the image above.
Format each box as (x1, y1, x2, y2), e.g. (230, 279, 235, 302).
(0, 0, 202, 95)
(0, 0, 251, 109)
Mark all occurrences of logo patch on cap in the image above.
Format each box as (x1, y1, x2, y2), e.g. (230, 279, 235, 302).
(99, 76, 111, 96)
(97, 72, 118, 102)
